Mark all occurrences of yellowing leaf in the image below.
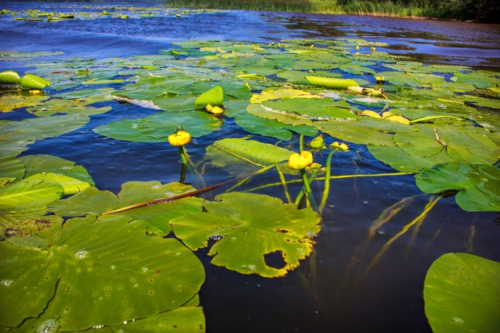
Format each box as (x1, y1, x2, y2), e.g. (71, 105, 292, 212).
(250, 88, 320, 104)
(360, 110, 382, 118)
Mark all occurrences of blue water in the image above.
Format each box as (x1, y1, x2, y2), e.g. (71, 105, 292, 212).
(1, 1, 499, 332)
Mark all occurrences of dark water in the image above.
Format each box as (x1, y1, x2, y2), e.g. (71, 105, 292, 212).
(1, 1, 499, 332)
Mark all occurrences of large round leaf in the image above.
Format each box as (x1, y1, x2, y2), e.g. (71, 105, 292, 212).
(415, 163, 500, 212)
(0, 179, 63, 209)
(170, 192, 321, 278)
(0, 214, 205, 330)
(424, 253, 500, 333)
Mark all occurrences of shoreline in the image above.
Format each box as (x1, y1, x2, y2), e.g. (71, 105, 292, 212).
(167, 0, 499, 24)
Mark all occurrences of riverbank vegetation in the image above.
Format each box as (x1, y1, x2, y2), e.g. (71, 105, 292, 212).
(168, 0, 500, 22)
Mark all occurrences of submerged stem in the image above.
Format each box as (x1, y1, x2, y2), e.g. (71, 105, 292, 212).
(179, 146, 188, 165)
(276, 163, 292, 204)
(366, 195, 442, 272)
(245, 172, 413, 193)
(319, 150, 335, 214)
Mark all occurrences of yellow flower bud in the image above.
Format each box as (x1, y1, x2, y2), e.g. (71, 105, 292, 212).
(310, 134, 325, 149)
(371, 47, 376, 52)
(355, 45, 360, 50)
(330, 142, 349, 152)
(206, 104, 224, 115)
(168, 130, 191, 147)
(288, 151, 313, 170)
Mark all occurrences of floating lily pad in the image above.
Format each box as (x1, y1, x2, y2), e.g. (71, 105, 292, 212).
(0, 214, 205, 330)
(0, 157, 25, 182)
(262, 98, 356, 121)
(415, 163, 500, 212)
(94, 111, 222, 142)
(170, 192, 321, 277)
(0, 95, 49, 113)
(424, 253, 500, 333)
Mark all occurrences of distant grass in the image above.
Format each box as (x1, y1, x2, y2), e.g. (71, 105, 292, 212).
(168, 0, 499, 22)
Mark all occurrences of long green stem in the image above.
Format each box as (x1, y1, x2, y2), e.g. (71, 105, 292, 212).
(276, 163, 292, 204)
(178, 146, 188, 165)
(224, 164, 275, 193)
(319, 150, 335, 213)
(246, 172, 413, 193)
(298, 169, 318, 211)
(294, 170, 317, 206)
(299, 134, 304, 153)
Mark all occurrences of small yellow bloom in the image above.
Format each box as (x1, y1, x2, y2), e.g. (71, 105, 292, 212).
(206, 104, 224, 115)
(168, 130, 191, 147)
(288, 151, 313, 170)
(330, 142, 349, 152)
(371, 47, 376, 52)
(310, 134, 325, 149)
(375, 75, 385, 83)
(355, 45, 360, 50)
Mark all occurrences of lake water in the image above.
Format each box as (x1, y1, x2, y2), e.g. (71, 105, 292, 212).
(1, 1, 499, 332)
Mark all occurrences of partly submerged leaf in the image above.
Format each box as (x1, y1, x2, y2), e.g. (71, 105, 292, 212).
(424, 253, 500, 333)
(0, 214, 205, 330)
(415, 163, 500, 212)
(205, 138, 293, 175)
(170, 192, 321, 277)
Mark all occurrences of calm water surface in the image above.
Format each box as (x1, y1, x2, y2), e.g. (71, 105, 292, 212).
(1, 1, 499, 332)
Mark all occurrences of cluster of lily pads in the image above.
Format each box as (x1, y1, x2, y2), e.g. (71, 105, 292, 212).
(0, 6, 222, 21)
(1, 38, 499, 331)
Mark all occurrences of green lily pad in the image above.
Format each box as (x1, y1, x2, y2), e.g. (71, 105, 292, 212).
(0, 95, 49, 113)
(170, 192, 321, 278)
(424, 253, 500, 333)
(94, 111, 222, 142)
(0, 214, 205, 330)
(0, 157, 25, 182)
(415, 163, 500, 212)
(234, 111, 317, 141)
(262, 98, 356, 121)
(316, 117, 414, 146)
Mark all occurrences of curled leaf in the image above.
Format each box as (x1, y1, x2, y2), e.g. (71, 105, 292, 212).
(20, 74, 51, 90)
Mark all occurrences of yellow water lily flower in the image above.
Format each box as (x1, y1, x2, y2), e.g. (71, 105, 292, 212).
(330, 142, 349, 152)
(375, 75, 385, 83)
(371, 47, 376, 52)
(168, 130, 191, 147)
(288, 151, 313, 170)
(206, 104, 224, 115)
